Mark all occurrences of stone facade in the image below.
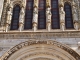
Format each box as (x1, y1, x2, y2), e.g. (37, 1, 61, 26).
(0, 0, 80, 60)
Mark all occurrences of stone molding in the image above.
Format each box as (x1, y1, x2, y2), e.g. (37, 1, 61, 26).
(0, 40, 80, 60)
(0, 31, 80, 39)
(20, 52, 65, 60)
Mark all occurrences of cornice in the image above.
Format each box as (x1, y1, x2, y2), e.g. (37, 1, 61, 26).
(0, 31, 80, 39)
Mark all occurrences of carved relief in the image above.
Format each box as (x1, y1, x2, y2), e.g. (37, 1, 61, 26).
(72, 6, 78, 22)
(0, 40, 80, 60)
(60, 7, 65, 31)
(46, 7, 51, 23)
(33, 7, 38, 23)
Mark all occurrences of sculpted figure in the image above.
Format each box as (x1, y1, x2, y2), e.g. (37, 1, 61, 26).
(61, 23, 65, 31)
(46, 7, 51, 31)
(7, 7, 12, 24)
(33, 7, 38, 23)
(46, 7, 51, 23)
(60, 7, 65, 21)
(74, 23, 78, 30)
(60, 7, 65, 31)
(19, 7, 24, 24)
(19, 7, 25, 32)
(73, 6, 78, 21)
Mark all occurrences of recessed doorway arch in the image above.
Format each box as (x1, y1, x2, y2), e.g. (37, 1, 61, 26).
(0, 40, 80, 60)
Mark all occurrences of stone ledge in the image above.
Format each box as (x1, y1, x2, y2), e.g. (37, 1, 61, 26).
(0, 31, 80, 39)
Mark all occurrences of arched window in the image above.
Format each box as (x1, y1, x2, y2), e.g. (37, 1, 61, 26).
(64, 3, 74, 29)
(24, 0, 33, 29)
(10, 5, 20, 30)
(38, 0, 46, 29)
(51, 0, 60, 29)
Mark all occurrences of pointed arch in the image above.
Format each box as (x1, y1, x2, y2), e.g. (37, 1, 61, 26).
(64, 3, 74, 29)
(24, 0, 33, 30)
(51, 0, 60, 29)
(10, 5, 21, 30)
(38, 0, 46, 29)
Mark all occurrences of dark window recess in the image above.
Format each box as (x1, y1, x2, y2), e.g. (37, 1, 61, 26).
(10, 5, 20, 30)
(24, 0, 33, 29)
(64, 3, 74, 29)
(51, 0, 60, 29)
(38, 0, 46, 29)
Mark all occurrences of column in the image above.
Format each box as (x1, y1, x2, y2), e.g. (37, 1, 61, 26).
(32, 0, 38, 31)
(72, 1, 79, 30)
(6, 4, 12, 32)
(59, 0, 65, 31)
(0, 0, 11, 32)
(46, 0, 51, 31)
(19, 6, 25, 32)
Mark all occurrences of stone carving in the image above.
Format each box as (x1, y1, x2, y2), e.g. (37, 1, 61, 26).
(0, 40, 80, 60)
(61, 23, 65, 31)
(33, 7, 38, 23)
(19, 7, 25, 32)
(60, 0, 64, 7)
(73, 6, 78, 21)
(74, 22, 79, 30)
(60, 7, 65, 31)
(6, 4, 12, 24)
(5, 4, 12, 32)
(60, 7, 65, 22)
(20, 52, 64, 60)
(34, 0, 38, 7)
(46, 7, 51, 23)
(0, 32, 80, 39)
(46, 0, 50, 7)
(46, 7, 51, 31)
(33, 7, 38, 31)
(72, 6, 79, 30)
(19, 7, 24, 24)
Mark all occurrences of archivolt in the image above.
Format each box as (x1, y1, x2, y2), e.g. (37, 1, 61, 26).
(0, 40, 80, 60)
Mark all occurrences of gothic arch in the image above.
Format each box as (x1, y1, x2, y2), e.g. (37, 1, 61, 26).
(12, 1, 23, 8)
(0, 40, 80, 60)
(64, 2, 74, 29)
(10, 5, 21, 30)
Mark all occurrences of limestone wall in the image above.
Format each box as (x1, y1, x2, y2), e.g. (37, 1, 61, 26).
(0, 0, 4, 21)
(0, 33, 80, 57)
